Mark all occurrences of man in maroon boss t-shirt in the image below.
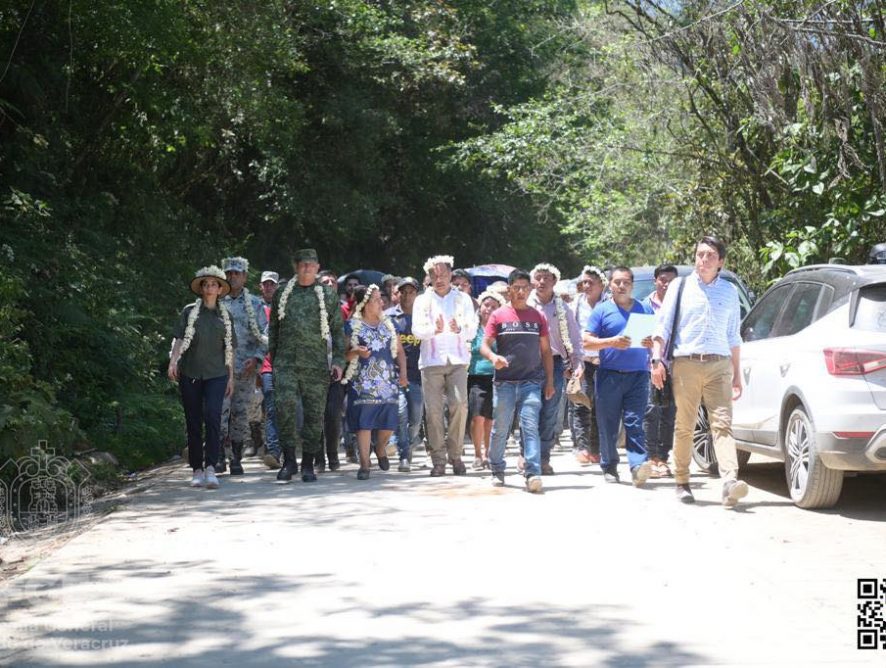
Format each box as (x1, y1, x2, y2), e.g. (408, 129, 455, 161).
(480, 269, 554, 493)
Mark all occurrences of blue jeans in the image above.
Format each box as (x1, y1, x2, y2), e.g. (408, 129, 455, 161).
(397, 381, 424, 460)
(179, 374, 227, 470)
(260, 372, 281, 457)
(489, 381, 542, 477)
(539, 356, 566, 462)
(594, 368, 649, 472)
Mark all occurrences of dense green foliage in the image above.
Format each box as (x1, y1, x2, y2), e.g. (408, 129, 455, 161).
(454, 1, 886, 277)
(0, 1, 576, 465)
(2, 1, 884, 466)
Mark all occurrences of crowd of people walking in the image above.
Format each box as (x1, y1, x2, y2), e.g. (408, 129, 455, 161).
(168, 236, 749, 507)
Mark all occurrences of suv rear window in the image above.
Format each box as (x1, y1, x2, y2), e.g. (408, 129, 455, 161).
(853, 284, 886, 332)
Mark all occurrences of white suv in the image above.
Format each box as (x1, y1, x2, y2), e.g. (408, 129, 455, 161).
(713, 265, 886, 509)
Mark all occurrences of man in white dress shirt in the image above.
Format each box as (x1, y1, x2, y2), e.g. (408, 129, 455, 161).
(412, 255, 478, 476)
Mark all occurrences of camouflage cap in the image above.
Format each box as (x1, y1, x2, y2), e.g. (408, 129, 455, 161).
(293, 248, 319, 263)
(222, 256, 249, 273)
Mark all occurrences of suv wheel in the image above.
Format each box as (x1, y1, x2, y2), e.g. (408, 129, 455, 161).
(692, 405, 751, 475)
(784, 406, 843, 509)
(692, 405, 719, 476)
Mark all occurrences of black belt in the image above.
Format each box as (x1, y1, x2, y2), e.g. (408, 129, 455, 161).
(680, 353, 729, 362)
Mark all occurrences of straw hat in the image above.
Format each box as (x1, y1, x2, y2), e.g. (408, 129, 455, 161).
(190, 265, 231, 297)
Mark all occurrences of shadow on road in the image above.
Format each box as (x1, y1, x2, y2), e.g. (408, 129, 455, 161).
(2, 556, 709, 667)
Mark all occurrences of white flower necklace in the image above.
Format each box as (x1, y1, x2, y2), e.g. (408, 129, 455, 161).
(342, 316, 363, 384)
(277, 280, 331, 343)
(240, 288, 268, 346)
(342, 316, 399, 384)
(342, 285, 397, 384)
(316, 285, 331, 343)
(178, 299, 234, 369)
(555, 296, 572, 356)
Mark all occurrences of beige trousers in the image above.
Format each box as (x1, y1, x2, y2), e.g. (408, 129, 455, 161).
(672, 357, 738, 485)
(421, 363, 469, 467)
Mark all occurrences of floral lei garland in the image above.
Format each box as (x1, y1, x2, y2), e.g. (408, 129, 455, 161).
(554, 296, 572, 356)
(178, 299, 234, 369)
(276, 280, 331, 344)
(342, 285, 398, 384)
(240, 288, 268, 346)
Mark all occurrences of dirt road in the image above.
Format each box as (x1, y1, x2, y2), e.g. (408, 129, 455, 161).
(1, 445, 884, 666)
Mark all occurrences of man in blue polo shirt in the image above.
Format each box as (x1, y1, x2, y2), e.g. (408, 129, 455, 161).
(583, 266, 654, 486)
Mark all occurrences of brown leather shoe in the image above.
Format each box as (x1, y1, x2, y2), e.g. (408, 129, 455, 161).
(541, 462, 555, 476)
(452, 460, 467, 476)
(430, 463, 446, 477)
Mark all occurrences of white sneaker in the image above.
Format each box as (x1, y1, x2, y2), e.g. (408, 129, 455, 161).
(190, 470, 205, 488)
(398, 458, 411, 472)
(204, 465, 219, 490)
(723, 479, 749, 507)
(525, 475, 543, 494)
(631, 461, 652, 488)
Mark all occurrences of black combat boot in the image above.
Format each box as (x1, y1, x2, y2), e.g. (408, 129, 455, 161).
(301, 453, 317, 483)
(244, 421, 263, 457)
(314, 451, 326, 474)
(217, 438, 229, 473)
(229, 441, 245, 475)
(276, 447, 297, 483)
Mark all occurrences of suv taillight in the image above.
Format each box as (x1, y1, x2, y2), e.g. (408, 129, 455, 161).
(824, 348, 886, 376)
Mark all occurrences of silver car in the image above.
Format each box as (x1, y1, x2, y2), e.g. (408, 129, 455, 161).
(694, 264, 886, 509)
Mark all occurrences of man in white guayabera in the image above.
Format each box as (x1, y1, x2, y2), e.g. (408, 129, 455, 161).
(412, 255, 477, 476)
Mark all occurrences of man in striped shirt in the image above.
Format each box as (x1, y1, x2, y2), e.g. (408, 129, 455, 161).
(651, 236, 749, 507)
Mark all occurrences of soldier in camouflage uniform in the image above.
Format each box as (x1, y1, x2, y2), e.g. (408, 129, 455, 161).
(220, 256, 268, 475)
(269, 248, 345, 483)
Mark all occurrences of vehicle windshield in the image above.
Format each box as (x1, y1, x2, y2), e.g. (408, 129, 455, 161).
(853, 284, 886, 332)
(633, 279, 655, 302)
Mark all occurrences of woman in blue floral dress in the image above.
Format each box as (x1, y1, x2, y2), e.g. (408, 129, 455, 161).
(343, 285, 408, 479)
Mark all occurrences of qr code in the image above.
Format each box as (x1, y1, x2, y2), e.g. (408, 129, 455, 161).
(857, 579, 886, 649)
